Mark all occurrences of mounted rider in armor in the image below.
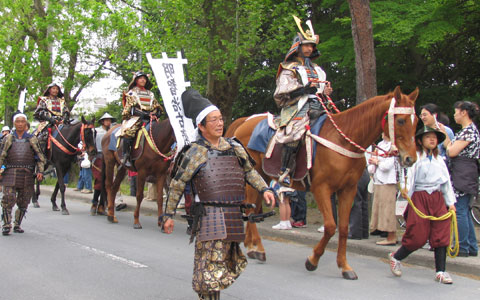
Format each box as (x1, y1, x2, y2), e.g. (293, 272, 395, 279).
(119, 72, 162, 168)
(34, 83, 71, 152)
(274, 16, 333, 185)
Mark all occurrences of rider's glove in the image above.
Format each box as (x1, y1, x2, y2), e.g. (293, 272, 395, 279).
(289, 82, 317, 99)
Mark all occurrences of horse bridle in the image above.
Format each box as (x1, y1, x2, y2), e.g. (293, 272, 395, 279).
(381, 97, 416, 153)
(51, 123, 96, 156)
(315, 96, 416, 158)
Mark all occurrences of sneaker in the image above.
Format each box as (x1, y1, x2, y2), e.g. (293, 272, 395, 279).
(389, 252, 402, 277)
(317, 226, 324, 233)
(291, 221, 307, 228)
(272, 222, 291, 230)
(435, 271, 453, 284)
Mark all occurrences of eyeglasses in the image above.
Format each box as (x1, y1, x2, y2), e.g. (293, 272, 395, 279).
(205, 117, 224, 125)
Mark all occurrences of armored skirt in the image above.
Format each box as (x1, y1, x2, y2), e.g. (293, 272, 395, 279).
(192, 239, 247, 294)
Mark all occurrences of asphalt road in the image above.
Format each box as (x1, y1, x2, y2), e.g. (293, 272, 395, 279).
(1, 196, 479, 300)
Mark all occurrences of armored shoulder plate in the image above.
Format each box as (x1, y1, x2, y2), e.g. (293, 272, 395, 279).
(226, 137, 256, 167)
(171, 143, 192, 179)
(280, 61, 300, 73)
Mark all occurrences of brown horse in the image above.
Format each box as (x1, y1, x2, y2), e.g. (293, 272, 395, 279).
(102, 119, 175, 228)
(227, 87, 418, 279)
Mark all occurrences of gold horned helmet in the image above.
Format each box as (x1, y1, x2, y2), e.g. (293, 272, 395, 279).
(293, 15, 319, 45)
(284, 16, 320, 61)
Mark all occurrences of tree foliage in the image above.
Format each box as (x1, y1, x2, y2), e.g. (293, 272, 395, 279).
(1, 0, 479, 128)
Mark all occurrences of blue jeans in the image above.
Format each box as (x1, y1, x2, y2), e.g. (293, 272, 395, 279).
(455, 194, 478, 254)
(77, 168, 92, 191)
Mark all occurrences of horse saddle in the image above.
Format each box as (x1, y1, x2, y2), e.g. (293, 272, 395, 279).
(262, 138, 309, 182)
(38, 124, 64, 161)
(248, 113, 327, 183)
(116, 130, 147, 164)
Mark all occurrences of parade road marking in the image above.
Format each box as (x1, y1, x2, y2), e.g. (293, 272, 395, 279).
(74, 243, 148, 269)
(30, 229, 148, 269)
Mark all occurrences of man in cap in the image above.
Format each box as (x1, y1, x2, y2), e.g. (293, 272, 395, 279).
(120, 72, 162, 167)
(163, 89, 276, 300)
(1, 126, 10, 139)
(34, 83, 70, 149)
(0, 113, 46, 235)
(274, 16, 333, 186)
(90, 113, 116, 215)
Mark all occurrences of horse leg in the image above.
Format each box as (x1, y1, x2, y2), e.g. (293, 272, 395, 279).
(57, 170, 69, 215)
(107, 166, 126, 223)
(155, 175, 166, 227)
(133, 174, 146, 229)
(305, 184, 335, 271)
(104, 156, 116, 222)
(336, 186, 358, 280)
(252, 192, 268, 262)
(32, 179, 40, 208)
(244, 186, 261, 259)
(51, 181, 60, 211)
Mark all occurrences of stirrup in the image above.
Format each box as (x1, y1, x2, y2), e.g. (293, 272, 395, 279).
(121, 157, 132, 168)
(278, 168, 291, 186)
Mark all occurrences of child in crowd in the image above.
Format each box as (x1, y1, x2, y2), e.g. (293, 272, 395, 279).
(389, 126, 456, 284)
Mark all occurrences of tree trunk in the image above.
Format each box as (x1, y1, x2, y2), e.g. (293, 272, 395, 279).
(348, 0, 377, 104)
(203, 0, 242, 126)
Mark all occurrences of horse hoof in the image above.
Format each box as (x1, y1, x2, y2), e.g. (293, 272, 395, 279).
(342, 271, 358, 280)
(52, 206, 60, 211)
(255, 252, 266, 262)
(133, 223, 142, 229)
(247, 251, 256, 259)
(107, 216, 118, 223)
(305, 258, 317, 271)
(33, 202, 40, 208)
(61, 209, 70, 215)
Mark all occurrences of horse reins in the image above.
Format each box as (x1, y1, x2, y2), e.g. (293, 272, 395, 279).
(315, 90, 415, 158)
(145, 114, 176, 161)
(49, 123, 94, 156)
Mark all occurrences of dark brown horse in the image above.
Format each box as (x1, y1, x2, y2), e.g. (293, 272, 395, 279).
(227, 87, 418, 279)
(102, 119, 175, 228)
(35, 117, 97, 214)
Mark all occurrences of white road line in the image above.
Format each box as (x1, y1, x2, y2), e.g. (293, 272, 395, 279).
(75, 243, 148, 268)
(30, 229, 148, 268)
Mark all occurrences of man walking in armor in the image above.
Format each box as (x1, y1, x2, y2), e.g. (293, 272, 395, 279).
(34, 83, 70, 147)
(274, 16, 333, 185)
(0, 113, 46, 235)
(162, 89, 276, 300)
(120, 72, 162, 167)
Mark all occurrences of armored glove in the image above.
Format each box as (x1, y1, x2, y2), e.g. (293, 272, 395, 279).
(48, 117, 57, 126)
(62, 112, 71, 124)
(289, 82, 317, 99)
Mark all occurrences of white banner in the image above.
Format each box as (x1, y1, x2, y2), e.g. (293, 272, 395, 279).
(18, 89, 26, 113)
(146, 52, 195, 152)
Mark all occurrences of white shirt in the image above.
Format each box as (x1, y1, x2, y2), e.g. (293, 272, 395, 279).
(370, 140, 397, 185)
(405, 151, 456, 206)
(95, 126, 107, 152)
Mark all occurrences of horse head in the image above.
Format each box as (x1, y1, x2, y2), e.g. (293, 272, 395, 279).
(81, 116, 97, 159)
(383, 86, 418, 167)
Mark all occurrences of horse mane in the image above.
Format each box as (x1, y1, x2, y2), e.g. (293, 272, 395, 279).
(332, 92, 394, 144)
